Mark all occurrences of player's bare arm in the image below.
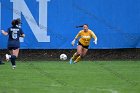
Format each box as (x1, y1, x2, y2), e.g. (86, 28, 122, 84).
(1, 30, 8, 36)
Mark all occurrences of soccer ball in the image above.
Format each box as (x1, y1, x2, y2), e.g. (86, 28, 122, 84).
(60, 54, 67, 60)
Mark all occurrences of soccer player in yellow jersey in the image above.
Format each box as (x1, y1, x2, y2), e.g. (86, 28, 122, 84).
(69, 24, 97, 64)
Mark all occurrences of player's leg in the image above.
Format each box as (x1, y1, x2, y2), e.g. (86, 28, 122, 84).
(12, 48, 19, 57)
(81, 48, 88, 57)
(9, 50, 13, 55)
(69, 52, 77, 64)
(6, 47, 19, 58)
(69, 45, 82, 64)
(10, 48, 19, 69)
(73, 45, 83, 63)
(71, 45, 82, 60)
(74, 46, 88, 63)
(71, 52, 78, 60)
(5, 48, 13, 61)
(6, 47, 19, 69)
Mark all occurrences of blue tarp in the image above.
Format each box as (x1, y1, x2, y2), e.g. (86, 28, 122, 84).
(0, 0, 140, 49)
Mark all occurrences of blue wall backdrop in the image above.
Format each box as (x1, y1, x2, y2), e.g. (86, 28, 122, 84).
(0, 0, 140, 49)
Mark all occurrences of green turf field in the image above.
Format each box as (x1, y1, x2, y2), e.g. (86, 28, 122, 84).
(0, 61, 139, 93)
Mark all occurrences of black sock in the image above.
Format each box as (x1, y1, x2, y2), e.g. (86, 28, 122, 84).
(0, 56, 2, 63)
(10, 55, 16, 66)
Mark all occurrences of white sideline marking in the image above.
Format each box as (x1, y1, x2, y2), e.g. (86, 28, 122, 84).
(47, 83, 119, 93)
(85, 87, 118, 93)
(96, 88, 118, 93)
(50, 83, 61, 87)
(13, 89, 18, 93)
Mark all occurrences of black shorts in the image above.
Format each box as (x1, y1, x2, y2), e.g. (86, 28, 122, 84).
(8, 47, 19, 50)
(78, 41, 89, 49)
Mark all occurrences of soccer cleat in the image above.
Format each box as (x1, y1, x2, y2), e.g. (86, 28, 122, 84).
(69, 58, 73, 64)
(0, 59, 4, 65)
(74, 61, 77, 64)
(12, 65, 16, 69)
(5, 54, 10, 61)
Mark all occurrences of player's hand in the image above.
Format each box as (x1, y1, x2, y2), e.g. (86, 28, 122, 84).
(93, 40, 97, 45)
(71, 39, 75, 46)
(1, 30, 8, 36)
(93, 38, 97, 45)
(20, 34, 25, 37)
(1, 30, 4, 34)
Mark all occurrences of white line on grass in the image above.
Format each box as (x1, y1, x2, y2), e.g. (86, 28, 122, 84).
(68, 86, 119, 93)
(13, 89, 18, 93)
(96, 88, 118, 93)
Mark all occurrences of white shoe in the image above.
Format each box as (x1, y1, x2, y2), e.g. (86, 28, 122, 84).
(69, 58, 73, 64)
(5, 54, 10, 61)
(12, 65, 16, 69)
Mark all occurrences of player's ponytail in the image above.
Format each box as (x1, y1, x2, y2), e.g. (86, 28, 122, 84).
(76, 25, 83, 28)
(76, 24, 88, 28)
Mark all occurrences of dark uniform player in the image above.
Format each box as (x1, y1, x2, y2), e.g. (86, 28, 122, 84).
(0, 56, 4, 65)
(1, 19, 25, 69)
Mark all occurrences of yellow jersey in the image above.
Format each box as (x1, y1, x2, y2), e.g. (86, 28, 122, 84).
(75, 29, 97, 46)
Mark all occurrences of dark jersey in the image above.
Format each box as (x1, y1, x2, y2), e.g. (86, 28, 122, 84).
(7, 26, 24, 48)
